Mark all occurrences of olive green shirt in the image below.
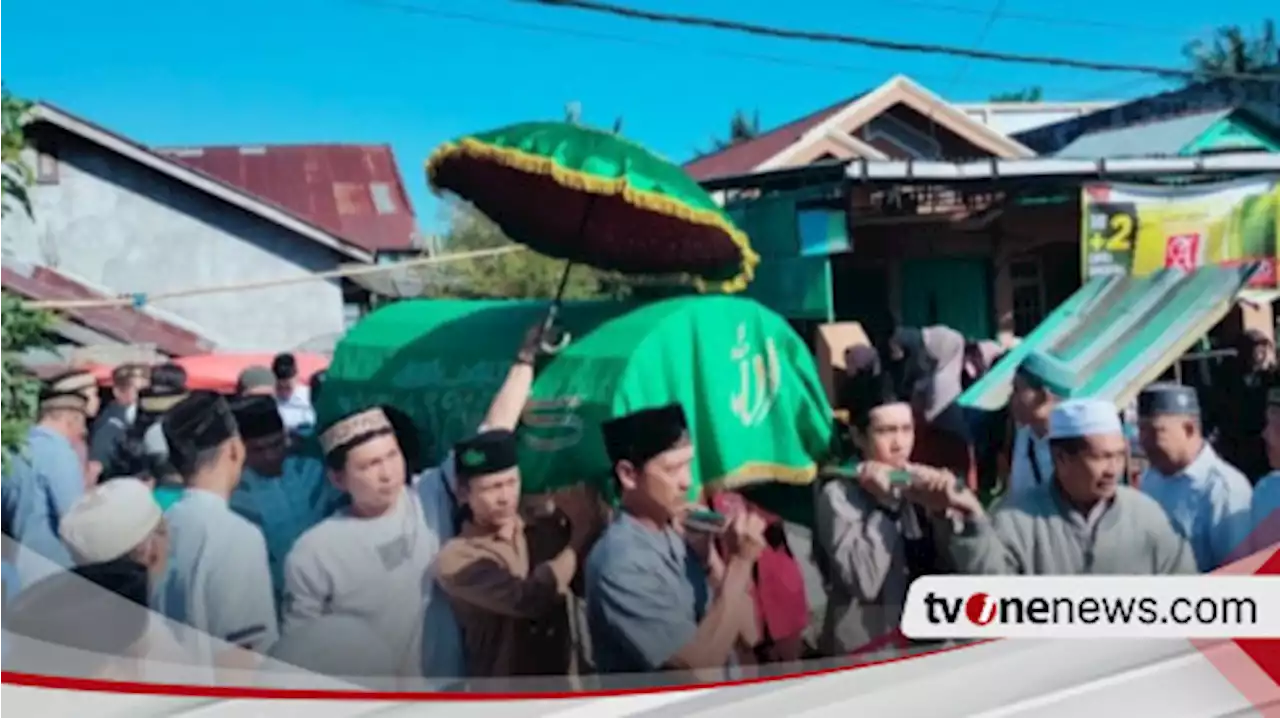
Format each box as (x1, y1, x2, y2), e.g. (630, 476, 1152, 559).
(950, 484, 1198, 575)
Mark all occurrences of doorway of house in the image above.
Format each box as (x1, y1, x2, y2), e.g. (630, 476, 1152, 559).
(832, 257, 892, 337)
(900, 257, 994, 339)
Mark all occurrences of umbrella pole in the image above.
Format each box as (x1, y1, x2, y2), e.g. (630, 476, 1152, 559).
(540, 261, 575, 355)
(552, 259, 575, 302)
(540, 195, 597, 355)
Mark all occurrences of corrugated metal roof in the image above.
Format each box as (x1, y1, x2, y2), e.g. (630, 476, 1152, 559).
(156, 144, 420, 253)
(1, 264, 214, 357)
(684, 95, 858, 181)
(1053, 110, 1233, 159)
(959, 265, 1258, 411)
(1012, 71, 1280, 155)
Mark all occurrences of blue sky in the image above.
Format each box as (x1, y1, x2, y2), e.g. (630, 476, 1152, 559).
(2, 0, 1270, 231)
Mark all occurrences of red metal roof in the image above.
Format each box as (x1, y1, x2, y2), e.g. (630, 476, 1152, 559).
(683, 96, 857, 181)
(1, 265, 213, 357)
(156, 144, 420, 253)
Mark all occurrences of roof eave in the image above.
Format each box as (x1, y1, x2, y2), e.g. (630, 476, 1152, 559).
(29, 104, 376, 264)
(843, 152, 1280, 182)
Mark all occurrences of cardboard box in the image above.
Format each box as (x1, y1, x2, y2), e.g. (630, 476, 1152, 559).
(814, 322, 871, 419)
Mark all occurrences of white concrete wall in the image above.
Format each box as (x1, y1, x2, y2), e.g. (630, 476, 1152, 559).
(3, 126, 350, 351)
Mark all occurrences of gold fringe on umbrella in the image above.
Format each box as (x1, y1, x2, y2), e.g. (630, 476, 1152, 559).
(427, 138, 760, 294)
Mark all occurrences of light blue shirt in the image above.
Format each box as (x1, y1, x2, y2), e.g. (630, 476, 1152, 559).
(157, 488, 280, 658)
(2, 426, 85, 587)
(1, 560, 14, 660)
(230, 456, 345, 614)
(416, 458, 466, 679)
(1141, 445, 1254, 572)
(1008, 425, 1054, 497)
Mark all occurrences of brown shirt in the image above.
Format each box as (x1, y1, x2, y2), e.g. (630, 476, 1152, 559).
(435, 516, 574, 678)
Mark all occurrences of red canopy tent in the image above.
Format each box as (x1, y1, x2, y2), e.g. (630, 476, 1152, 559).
(37, 353, 329, 394)
(172, 353, 329, 393)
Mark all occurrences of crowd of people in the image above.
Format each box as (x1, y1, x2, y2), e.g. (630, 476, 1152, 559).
(2, 321, 1280, 689)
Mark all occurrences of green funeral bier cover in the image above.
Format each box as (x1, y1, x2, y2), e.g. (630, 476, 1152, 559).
(319, 296, 833, 499)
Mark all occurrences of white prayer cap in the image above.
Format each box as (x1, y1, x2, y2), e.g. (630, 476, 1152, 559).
(1048, 398, 1123, 440)
(60, 478, 163, 565)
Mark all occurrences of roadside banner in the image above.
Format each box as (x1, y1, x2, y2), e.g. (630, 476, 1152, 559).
(1081, 176, 1279, 288)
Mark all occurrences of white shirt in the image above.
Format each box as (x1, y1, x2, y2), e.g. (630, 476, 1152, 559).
(1008, 425, 1054, 498)
(281, 465, 464, 680)
(275, 386, 316, 434)
(266, 613, 403, 689)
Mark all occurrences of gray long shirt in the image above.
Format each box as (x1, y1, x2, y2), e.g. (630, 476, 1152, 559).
(950, 484, 1198, 575)
(814, 479, 906, 655)
(814, 479, 949, 654)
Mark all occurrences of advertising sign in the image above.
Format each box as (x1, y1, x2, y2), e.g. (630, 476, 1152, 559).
(1081, 177, 1280, 288)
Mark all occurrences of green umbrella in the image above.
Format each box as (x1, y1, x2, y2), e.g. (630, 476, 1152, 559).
(426, 121, 759, 295)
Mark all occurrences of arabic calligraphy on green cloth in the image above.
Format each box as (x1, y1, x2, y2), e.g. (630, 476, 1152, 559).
(320, 296, 833, 500)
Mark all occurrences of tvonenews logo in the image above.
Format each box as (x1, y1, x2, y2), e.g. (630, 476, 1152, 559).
(928, 590, 1255, 627)
(900, 576, 1280, 640)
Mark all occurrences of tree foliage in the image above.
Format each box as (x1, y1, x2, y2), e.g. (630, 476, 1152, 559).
(0, 84, 33, 218)
(989, 86, 1044, 102)
(697, 108, 762, 157)
(1, 89, 52, 470)
(3, 293, 53, 466)
(1183, 20, 1279, 81)
(422, 202, 629, 301)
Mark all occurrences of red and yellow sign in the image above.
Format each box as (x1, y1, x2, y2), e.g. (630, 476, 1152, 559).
(1081, 177, 1280, 288)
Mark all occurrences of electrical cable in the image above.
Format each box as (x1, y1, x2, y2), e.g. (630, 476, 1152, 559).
(514, 0, 1280, 81)
(17, 245, 525, 311)
(350, 0, 1186, 96)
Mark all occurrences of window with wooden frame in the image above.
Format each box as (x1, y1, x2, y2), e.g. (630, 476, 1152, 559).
(1009, 255, 1046, 337)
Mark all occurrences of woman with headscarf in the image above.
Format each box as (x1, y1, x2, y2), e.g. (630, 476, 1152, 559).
(874, 323, 980, 493)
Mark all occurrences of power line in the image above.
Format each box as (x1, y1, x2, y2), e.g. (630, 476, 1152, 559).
(892, 0, 1186, 36)
(948, 0, 1009, 90)
(349, 0, 931, 82)
(926, 0, 1009, 137)
(514, 0, 1280, 81)
(354, 0, 860, 71)
(20, 245, 526, 311)
(350, 0, 1168, 96)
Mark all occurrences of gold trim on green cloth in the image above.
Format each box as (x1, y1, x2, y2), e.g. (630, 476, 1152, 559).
(712, 460, 819, 489)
